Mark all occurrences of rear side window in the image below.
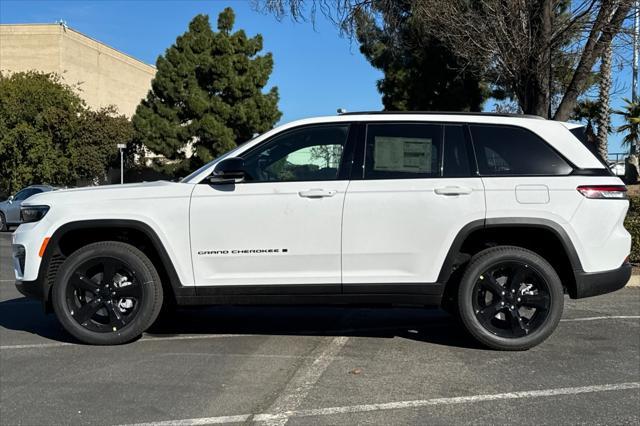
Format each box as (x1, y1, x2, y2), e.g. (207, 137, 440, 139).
(364, 123, 441, 179)
(470, 125, 573, 176)
(443, 125, 472, 177)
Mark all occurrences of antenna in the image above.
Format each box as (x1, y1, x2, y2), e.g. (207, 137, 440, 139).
(337, 108, 347, 115)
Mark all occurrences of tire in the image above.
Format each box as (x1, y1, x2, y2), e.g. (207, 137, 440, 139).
(0, 212, 7, 232)
(52, 241, 164, 345)
(457, 246, 563, 351)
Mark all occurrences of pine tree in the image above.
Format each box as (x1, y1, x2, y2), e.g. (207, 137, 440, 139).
(354, 1, 486, 111)
(133, 8, 281, 175)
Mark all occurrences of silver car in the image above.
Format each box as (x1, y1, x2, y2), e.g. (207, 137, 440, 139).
(0, 185, 56, 231)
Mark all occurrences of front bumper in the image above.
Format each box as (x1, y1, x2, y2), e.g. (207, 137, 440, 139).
(15, 279, 45, 300)
(574, 262, 632, 298)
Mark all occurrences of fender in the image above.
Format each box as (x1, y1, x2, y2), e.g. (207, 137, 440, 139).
(36, 219, 192, 306)
(437, 217, 584, 284)
(484, 217, 583, 271)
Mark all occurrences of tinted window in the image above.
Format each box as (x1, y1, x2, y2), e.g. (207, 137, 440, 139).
(364, 123, 441, 179)
(470, 125, 572, 176)
(443, 125, 472, 177)
(242, 125, 349, 182)
(14, 188, 40, 201)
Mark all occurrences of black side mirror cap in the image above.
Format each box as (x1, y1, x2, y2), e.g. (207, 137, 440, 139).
(207, 157, 246, 184)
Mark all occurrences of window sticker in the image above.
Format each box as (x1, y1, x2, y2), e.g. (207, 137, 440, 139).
(373, 137, 432, 173)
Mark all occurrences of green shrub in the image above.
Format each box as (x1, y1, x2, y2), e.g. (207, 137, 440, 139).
(625, 196, 640, 264)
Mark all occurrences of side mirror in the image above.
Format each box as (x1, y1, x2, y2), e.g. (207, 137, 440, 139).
(8, 195, 14, 203)
(207, 157, 246, 185)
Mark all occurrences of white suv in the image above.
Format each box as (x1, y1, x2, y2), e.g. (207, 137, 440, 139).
(12, 112, 631, 350)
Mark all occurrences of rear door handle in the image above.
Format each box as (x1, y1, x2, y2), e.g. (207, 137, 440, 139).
(434, 186, 473, 196)
(298, 189, 337, 198)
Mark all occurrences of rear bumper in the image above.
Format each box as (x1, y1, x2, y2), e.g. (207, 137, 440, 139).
(574, 262, 632, 298)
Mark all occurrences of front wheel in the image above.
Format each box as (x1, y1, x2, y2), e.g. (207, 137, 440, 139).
(457, 246, 563, 351)
(52, 241, 163, 345)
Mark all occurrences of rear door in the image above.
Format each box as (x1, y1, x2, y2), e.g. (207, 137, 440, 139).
(341, 122, 486, 288)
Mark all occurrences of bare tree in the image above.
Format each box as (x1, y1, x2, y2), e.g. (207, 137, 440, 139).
(256, 0, 634, 120)
(413, 0, 633, 120)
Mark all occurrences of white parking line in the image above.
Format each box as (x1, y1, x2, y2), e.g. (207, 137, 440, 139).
(561, 315, 640, 322)
(257, 336, 349, 425)
(0, 334, 257, 350)
(122, 382, 640, 426)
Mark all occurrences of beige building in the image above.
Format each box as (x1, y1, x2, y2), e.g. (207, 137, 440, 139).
(0, 23, 155, 117)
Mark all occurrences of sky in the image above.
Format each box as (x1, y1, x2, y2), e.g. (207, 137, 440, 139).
(0, 0, 635, 153)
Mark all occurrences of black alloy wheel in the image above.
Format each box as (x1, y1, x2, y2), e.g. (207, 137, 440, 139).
(457, 246, 563, 350)
(66, 257, 143, 333)
(52, 241, 163, 345)
(472, 261, 551, 339)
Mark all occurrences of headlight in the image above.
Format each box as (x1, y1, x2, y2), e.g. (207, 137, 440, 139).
(20, 205, 50, 223)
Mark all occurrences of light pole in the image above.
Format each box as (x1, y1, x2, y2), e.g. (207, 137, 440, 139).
(633, 1, 639, 103)
(633, 1, 639, 155)
(117, 143, 126, 184)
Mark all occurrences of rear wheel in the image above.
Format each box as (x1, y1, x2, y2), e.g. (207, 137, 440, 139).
(457, 246, 563, 350)
(52, 241, 163, 345)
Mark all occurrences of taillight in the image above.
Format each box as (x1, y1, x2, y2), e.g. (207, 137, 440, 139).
(577, 185, 628, 199)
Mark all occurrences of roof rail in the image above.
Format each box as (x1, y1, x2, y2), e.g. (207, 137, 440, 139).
(337, 111, 546, 120)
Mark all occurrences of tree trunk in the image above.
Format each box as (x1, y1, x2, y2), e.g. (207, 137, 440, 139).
(554, 1, 631, 121)
(517, 0, 552, 117)
(596, 40, 613, 162)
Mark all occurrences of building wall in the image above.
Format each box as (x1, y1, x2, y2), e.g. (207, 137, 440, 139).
(0, 24, 155, 117)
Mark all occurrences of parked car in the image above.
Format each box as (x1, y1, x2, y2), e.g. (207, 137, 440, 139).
(0, 185, 56, 231)
(12, 112, 631, 349)
(609, 160, 626, 177)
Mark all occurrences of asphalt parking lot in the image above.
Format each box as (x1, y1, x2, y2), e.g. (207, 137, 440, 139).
(0, 232, 639, 425)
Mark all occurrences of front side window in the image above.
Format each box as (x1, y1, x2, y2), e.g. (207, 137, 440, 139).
(242, 125, 349, 182)
(364, 123, 441, 179)
(470, 125, 572, 176)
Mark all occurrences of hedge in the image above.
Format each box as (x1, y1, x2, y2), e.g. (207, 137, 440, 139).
(626, 196, 640, 264)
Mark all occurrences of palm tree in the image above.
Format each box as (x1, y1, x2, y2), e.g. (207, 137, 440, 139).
(596, 40, 613, 162)
(615, 99, 640, 183)
(572, 99, 600, 157)
(615, 98, 640, 152)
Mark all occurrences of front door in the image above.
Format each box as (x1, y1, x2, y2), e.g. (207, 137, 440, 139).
(190, 124, 352, 287)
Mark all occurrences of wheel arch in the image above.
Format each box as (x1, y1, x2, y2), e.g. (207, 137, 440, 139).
(438, 218, 583, 301)
(39, 219, 190, 311)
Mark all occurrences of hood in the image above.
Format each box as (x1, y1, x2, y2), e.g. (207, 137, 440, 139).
(24, 181, 194, 206)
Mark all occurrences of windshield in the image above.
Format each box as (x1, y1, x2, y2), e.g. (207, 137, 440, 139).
(180, 138, 255, 183)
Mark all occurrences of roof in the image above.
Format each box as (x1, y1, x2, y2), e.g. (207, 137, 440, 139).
(0, 23, 155, 70)
(338, 111, 546, 120)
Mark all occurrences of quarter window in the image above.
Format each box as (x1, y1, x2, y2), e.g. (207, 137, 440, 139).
(242, 125, 349, 182)
(364, 123, 441, 179)
(470, 125, 572, 176)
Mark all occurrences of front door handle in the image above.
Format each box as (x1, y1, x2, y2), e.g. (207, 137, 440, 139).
(298, 189, 337, 198)
(434, 186, 473, 196)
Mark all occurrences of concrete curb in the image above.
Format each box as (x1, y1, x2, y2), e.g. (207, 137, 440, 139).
(627, 274, 640, 287)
